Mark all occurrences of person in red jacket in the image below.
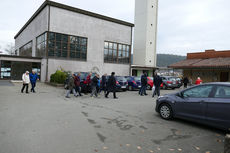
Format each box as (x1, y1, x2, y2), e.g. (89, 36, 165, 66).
(195, 77, 202, 85)
(86, 73, 92, 92)
(74, 72, 82, 96)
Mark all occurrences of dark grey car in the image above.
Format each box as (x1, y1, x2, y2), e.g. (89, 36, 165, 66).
(161, 76, 178, 89)
(155, 82, 230, 131)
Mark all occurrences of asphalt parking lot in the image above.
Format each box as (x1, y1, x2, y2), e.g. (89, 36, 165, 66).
(0, 82, 226, 153)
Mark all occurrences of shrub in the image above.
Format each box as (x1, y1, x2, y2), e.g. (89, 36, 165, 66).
(50, 70, 67, 84)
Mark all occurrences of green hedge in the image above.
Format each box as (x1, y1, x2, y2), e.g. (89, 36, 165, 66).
(50, 70, 67, 84)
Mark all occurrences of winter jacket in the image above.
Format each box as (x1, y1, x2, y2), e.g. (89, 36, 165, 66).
(183, 77, 189, 84)
(68, 77, 75, 90)
(29, 73, 38, 83)
(91, 76, 99, 87)
(141, 74, 147, 86)
(195, 79, 202, 85)
(107, 75, 116, 91)
(86, 75, 91, 85)
(22, 73, 30, 84)
(74, 76, 80, 86)
(153, 75, 162, 87)
(101, 75, 107, 87)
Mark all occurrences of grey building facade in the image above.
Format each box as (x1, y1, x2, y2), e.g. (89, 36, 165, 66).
(14, 0, 134, 82)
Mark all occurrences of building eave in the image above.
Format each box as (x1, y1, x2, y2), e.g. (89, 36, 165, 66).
(14, 0, 134, 39)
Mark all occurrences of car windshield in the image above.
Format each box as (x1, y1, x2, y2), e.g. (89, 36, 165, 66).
(116, 76, 127, 82)
(134, 77, 141, 81)
(168, 77, 176, 81)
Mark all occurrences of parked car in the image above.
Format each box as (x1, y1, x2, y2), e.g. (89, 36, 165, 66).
(155, 82, 230, 131)
(161, 76, 178, 90)
(175, 77, 183, 88)
(125, 76, 141, 90)
(115, 76, 128, 91)
(147, 77, 154, 90)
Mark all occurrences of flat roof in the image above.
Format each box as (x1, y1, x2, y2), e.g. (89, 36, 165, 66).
(0, 55, 42, 60)
(14, 0, 134, 39)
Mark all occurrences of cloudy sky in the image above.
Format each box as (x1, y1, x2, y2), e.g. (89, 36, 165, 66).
(0, 0, 230, 55)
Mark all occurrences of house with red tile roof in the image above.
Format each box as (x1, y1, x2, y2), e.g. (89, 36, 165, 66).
(169, 49, 230, 83)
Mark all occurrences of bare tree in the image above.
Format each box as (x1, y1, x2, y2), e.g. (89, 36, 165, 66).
(4, 43, 15, 55)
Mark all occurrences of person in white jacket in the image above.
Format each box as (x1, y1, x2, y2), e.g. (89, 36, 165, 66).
(21, 71, 30, 93)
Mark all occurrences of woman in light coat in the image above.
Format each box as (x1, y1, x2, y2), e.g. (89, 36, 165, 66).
(21, 71, 30, 93)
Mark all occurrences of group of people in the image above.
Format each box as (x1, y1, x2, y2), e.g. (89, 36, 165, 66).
(139, 72, 163, 98)
(183, 76, 203, 88)
(21, 70, 203, 98)
(65, 72, 118, 99)
(21, 70, 39, 93)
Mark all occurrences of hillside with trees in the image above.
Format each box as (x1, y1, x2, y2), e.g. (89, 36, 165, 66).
(157, 54, 186, 67)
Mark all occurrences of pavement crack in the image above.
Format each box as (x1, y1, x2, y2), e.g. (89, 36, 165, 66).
(96, 132, 106, 143)
(87, 119, 96, 124)
(151, 128, 192, 144)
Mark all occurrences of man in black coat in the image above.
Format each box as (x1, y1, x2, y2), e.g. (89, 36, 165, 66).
(101, 73, 107, 94)
(153, 73, 163, 97)
(91, 74, 99, 97)
(105, 72, 118, 99)
(140, 72, 148, 96)
(183, 76, 189, 88)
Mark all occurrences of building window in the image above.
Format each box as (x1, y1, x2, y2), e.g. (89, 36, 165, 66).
(36, 32, 47, 57)
(104, 41, 130, 64)
(19, 41, 32, 56)
(47, 32, 87, 61)
(0, 61, 11, 79)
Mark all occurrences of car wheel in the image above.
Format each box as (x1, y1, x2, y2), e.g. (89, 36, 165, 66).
(128, 86, 133, 91)
(147, 85, 151, 90)
(159, 104, 173, 120)
(163, 84, 167, 90)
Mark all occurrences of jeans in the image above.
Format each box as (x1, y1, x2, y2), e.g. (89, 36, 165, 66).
(91, 86, 98, 97)
(21, 84, 29, 93)
(153, 86, 160, 97)
(31, 82, 36, 92)
(140, 85, 147, 95)
(75, 86, 82, 96)
(66, 88, 77, 97)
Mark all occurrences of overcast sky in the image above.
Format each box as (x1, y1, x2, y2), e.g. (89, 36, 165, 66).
(0, 0, 230, 55)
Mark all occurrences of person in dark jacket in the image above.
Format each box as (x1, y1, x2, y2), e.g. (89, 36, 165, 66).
(101, 73, 107, 94)
(140, 72, 148, 96)
(153, 73, 163, 97)
(74, 72, 82, 96)
(29, 70, 39, 93)
(91, 74, 99, 97)
(105, 72, 118, 99)
(183, 76, 189, 88)
(66, 74, 77, 98)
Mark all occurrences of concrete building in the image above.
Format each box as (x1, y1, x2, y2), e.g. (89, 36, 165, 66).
(9, 0, 134, 82)
(132, 0, 158, 76)
(169, 49, 230, 83)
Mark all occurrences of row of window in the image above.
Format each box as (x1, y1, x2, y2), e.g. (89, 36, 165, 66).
(19, 32, 131, 64)
(19, 41, 32, 56)
(104, 41, 130, 64)
(36, 33, 47, 57)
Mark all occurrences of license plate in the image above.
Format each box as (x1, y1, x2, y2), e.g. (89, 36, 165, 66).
(121, 86, 126, 88)
(138, 86, 141, 88)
